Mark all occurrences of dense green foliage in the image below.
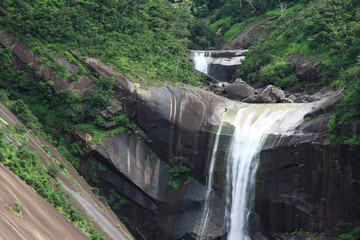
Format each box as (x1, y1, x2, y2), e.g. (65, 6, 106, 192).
(168, 166, 192, 189)
(190, 0, 310, 48)
(238, 0, 360, 87)
(1, 0, 199, 86)
(334, 221, 360, 240)
(191, 0, 360, 144)
(9, 201, 24, 217)
(0, 123, 105, 240)
(0, 45, 132, 168)
(234, 0, 360, 144)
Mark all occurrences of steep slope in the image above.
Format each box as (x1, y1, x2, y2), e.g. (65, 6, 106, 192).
(0, 163, 88, 240)
(0, 102, 134, 240)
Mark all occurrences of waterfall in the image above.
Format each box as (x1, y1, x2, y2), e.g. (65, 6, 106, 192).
(191, 49, 248, 81)
(225, 105, 296, 240)
(193, 51, 212, 75)
(197, 104, 299, 240)
(198, 125, 223, 240)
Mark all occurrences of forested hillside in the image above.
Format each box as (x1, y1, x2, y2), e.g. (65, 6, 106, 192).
(1, 0, 198, 86)
(192, 0, 360, 145)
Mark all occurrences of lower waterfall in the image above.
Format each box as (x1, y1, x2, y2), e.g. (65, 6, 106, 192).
(198, 104, 299, 240)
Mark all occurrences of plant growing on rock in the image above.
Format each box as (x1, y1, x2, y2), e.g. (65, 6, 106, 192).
(168, 166, 192, 190)
(9, 201, 24, 217)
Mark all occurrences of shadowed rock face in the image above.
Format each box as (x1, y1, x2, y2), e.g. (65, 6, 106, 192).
(257, 105, 360, 238)
(76, 131, 227, 240)
(83, 56, 241, 176)
(0, 28, 239, 239)
(71, 73, 241, 239)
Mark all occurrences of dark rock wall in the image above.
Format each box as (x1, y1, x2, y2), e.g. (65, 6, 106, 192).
(257, 119, 360, 238)
(122, 84, 241, 180)
(78, 132, 221, 240)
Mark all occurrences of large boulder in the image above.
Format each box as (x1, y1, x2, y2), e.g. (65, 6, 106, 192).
(257, 85, 285, 103)
(225, 79, 255, 100)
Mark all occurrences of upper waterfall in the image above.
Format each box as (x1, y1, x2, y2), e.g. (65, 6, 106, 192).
(189, 49, 248, 82)
(193, 51, 213, 75)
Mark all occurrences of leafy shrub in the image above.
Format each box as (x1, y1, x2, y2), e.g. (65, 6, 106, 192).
(336, 221, 353, 235)
(334, 221, 360, 240)
(258, 59, 297, 88)
(15, 124, 26, 134)
(168, 166, 192, 189)
(10, 201, 24, 217)
(59, 162, 66, 170)
(47, 164, 59, 179)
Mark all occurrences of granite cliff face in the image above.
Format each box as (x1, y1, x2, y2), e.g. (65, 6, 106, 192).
(75, 56, 242, 239)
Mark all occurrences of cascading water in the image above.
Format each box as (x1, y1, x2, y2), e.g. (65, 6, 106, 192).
(191, 49, 248, 82)
(225, 105, 296, 239)
(198, 125, 223, 240)
(198, 104, 299, 240)
(193, 51, 212, 75)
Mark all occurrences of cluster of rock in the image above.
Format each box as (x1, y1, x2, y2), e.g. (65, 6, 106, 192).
(209, 78, 316, 104)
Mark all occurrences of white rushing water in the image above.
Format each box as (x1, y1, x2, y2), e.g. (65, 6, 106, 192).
(193, 51, 213, 75)
(198, 125, 223, 240)
(225, 105, 296, 240)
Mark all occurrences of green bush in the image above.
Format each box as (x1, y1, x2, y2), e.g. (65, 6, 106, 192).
(10, 201, 24, 217)
(15, 124, 26, 135)
(168, 166, 192, 190)
(46, 164, 60, 179)
(334, 221, 360, 240)
(258, 59, 297, 88)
